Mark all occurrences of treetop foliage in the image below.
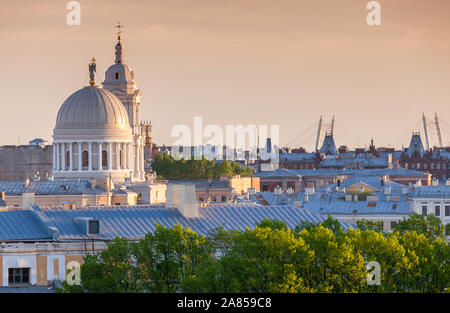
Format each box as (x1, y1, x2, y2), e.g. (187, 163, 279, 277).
(58, 216, 450, 293)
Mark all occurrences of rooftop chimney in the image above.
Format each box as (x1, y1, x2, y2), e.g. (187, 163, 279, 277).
(166, 184, 198, 218)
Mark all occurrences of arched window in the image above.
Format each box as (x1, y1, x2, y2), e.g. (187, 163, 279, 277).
(82, 150, 89, 168)
(102, 150, 108, 168)
(65, 150, 70, 169)
(115, 72, 119, 80)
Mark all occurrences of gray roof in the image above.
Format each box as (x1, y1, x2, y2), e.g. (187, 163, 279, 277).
(168, 179, 231, 190)
(0, 210, 52, 240)
(0, 180, 91, 196)
(0, 204, 355, 242)
(316, 175, 405, 193)
(303, 199, 413, 215)
(410, 185, 450, 198)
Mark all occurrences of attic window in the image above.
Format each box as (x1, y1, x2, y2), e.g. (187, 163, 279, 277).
(115, 72, 119, 80)
(88, 220, 100, 234)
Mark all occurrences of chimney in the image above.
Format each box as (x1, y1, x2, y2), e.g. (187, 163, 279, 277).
(166, 184, 198, 218)
(305, 187, 315, 196)
(274, 186, 282, 195)
(22, 192, 35, 209)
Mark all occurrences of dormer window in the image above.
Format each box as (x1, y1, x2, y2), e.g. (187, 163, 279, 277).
(88, 220, 100, 234)
(115, 72, 119, 80)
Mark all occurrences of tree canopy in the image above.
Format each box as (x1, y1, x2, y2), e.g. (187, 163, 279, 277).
(59, 215, 450, 293)
(151, 152, 253, 180)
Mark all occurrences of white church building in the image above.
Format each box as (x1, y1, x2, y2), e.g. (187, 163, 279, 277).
(52, 26, 146, 183)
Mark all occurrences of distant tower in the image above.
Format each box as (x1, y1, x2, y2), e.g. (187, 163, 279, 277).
(407, 132, 425, 157)
(102, 23, 145, 181)
(320, 133, 338, 155)
(141, 121, 153, 166)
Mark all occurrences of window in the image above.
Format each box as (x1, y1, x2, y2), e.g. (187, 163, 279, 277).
(431, 163, 434, 169)
(8, 268, 30, 285)
(436, 163, 440, 169)
(82, 150, 89, 167)
(102, 150, 108, 168)
(199, 196, 204, 202)
(65, 150, 70, 168)
(221, 195, 226, 202)
(115, 72, 119, 80)
(262, 184, 268, 192)
(435, 206, 440, 216)
(422, 205, 427, 215)
(88, 220, 100, 234)
(213, 196, 217, 202)
(445, 205, 450, 217)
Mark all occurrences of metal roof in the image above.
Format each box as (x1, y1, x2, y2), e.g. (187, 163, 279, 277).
(316, 176, 405, 193)
(0, 210, 51, 240)
(0, 204, 355, 242)
(303, 199, 413, 215)
(0, 180, 91, 196)
(410, 185, 450, 198)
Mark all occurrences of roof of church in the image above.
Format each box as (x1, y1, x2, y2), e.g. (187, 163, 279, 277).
(55, 85, 130, 127)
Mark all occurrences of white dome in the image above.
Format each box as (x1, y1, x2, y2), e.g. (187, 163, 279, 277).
(53, 85, 132, 139)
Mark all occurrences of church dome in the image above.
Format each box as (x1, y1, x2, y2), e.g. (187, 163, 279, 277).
(53, 85, 131, 139)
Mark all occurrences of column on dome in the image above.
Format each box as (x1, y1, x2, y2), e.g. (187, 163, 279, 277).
(57, 143, 61, 171)
(140, 146, 144, 178)
(128, 143, 132, 171)
(52, 144, 56, 171)
(69, 143, 73, 171)
(108, 143, 112, 170)
(88, 142, 93, 171)
(98, 142, 103, 171)
(116, 143, 120, 170)
(123, 143, 127, 169)
(61, 143, 66, 171)
(78, 142, 82, 171)
(134, 144, 139, 178)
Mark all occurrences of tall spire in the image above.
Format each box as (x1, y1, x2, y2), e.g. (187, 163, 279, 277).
(89, 57, 96, 86)
(114, 22, 124, 64)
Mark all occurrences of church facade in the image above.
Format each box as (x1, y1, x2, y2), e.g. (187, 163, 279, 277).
(52, 29, 146, 183)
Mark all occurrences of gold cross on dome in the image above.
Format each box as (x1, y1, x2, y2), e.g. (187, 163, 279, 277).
(91, 57, 96, 63)
(115, 22, 124, 40)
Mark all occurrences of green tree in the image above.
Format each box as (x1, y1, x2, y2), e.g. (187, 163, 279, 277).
(58, 237, 140, 293)
(357, 219, 384, 232)
(134, 224, 213, 293)
(393, 213, 445, 239)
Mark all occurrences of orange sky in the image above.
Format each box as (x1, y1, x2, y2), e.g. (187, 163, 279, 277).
(1, 0, 449, 149)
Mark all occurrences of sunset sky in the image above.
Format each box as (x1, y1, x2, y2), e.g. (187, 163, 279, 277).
(1, 0, 450, 150)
